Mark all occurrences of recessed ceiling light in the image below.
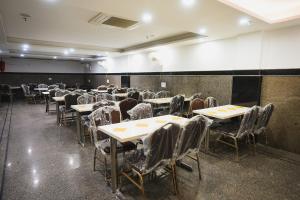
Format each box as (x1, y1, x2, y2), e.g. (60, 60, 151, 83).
(0, 50, 2, 53)
(22, 44, 30, 51)
(142, 12, 153, 23)
(198, 27, 207, 35)
(80, 58, 85, 61)
(63, 50, 69, 55)
(239, 17, 252, 26)
(69, 48, 75, 53)
(181, 0, 195, 7)
(53, 56, 57, 59)
(20, 54, 25, 57)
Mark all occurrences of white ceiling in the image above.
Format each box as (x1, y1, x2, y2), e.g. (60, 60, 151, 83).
(0, 0, 300, 60)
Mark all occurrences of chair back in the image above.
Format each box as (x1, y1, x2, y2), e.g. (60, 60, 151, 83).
(191, 93, 203, 100)
(155, 90, 170, 98)
(255, 103, 274, 134)
(92, 100, 115, 111)
(188, 98, 204, 115)
(174, 115, 212, 160)
(89, 106, 121, 142)
(21, 84, 30, 95)
(119, 98, 138, 120)
(55, 90, 70, 97)
(64, 93, 80, 110)
(128, 91, 140, 101)
(204, 97, 218, 108)
(97, 85, 107, 90)
(57, 83, 66, 90)
(96, 93, 114, 101)
(169, 95, 185, 115)
(142, 91, 156, 100)
(141, 123, 181, 174)
(236, 106, 259, 138)
(77, 94, 95, 104)
(127, 103, 153, 120)
(48, 84, 59, 90)
(107, 88, 114, 94)
(74, 89, 85, 95)
(38, 84, 48, 88)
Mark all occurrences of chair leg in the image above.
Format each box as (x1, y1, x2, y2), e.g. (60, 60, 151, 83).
(171, 163, 178, 195)
(196, 152, 202, 181)
(251, 134, 256, 156)
(93, 148, 97, 171)
(233, 138, 239, 161)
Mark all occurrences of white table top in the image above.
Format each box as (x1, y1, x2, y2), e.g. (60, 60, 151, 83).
(113, 93, 128, 98)
(42, 91, 49, 95)
(9, 86, 21, 90)
(91, 89, 108, 93)
(143, 97, 191, 105)
(34, 88, 48, 91)
(193, 105, 250, 120)
(71, 101, 120, 113)
(52, 96, 65, 102)
(98, 115, 188, 143)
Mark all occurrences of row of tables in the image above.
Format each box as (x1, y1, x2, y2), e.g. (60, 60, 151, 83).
(46, 88, 250, 193)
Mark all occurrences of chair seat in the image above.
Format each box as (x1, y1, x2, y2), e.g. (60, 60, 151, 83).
(212, 122, 240, 137)
(95, 139, 136, 154)
(124, 149, 146, 173)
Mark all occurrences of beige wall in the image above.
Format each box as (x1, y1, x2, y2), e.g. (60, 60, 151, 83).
(261, 76, 300, 154)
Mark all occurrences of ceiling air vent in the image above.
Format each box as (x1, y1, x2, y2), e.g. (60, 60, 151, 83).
(89, 12, 139, 30)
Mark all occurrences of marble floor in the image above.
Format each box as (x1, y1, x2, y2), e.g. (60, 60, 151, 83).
(0, 101, 299, 200)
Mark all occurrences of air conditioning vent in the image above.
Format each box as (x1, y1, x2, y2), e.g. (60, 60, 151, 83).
(89, 12, 139, 30)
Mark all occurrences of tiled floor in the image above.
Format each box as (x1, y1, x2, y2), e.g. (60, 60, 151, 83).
(0, 101, 299, 200)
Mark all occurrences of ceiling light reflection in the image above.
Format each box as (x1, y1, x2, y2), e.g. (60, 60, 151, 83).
(142, 12, 153, 23)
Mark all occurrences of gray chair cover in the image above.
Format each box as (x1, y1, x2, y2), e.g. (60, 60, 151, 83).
(204, 97, 218, 108)
(77, 94, 95, 104)
(174, 115, 212, 160)
(236, 106, 259, 138)
(254, 103, 274, 135)
(127, 103, 153, 120)
(142, 91, 156, 100)
(92, 100, 116, 111)
(169, 95, 185, 115)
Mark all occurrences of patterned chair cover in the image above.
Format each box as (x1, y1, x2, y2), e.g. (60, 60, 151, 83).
(48, 84, 59, 90)
(174, 115, 212, 160)
(119, 98, 138, 120)
(191, 93, 203, 100)
(97, 85, 107, 90)
(127, 123, 181, 174)
(254, 103, 274, 135)
(96, 93, 114, 101)
(63, 93, 80, 110)
(128, 91, 140, 101)
(169, 95, 185, 115)
(92, 100, 115, 111)
(77, 94, 95, 104)
(55, 90, 70, 97)
(155, 90, 170, 98)
(142, 91, 156, 100)
(204, 97, 218, 108)
(127, 103, 153, 120)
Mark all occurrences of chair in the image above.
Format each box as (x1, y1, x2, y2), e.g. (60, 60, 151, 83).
(141, 91, 155, 101)
(252, 103, 274, 146)
(119, 98, 138, 120)
(214, 106, 259, 161)
(74, 89, 85, 95)
(21, 84, 36, 104)
(55, 90, 70, 97)
(77, 94, 95, 104)
(191, 93, 203, 100)
(89, 106, 136, 181)
(38, 84, 48, 88)
(169, 95, 185, 116)
(48, 84, 59, 90)
(183, 98, 205, 118)
(155, 90, 170, 98)
(127, 103, 153, 120)
(60, 93, 80, 126)
(0, 84, 13, 103)
(122, 123, 181, 195)
(128, 91, 140, 101)
(173, 115, 212, 189)
(56, 83, 66, 90)
(204, 97, 218, 108)
(96, 93, 114, 101)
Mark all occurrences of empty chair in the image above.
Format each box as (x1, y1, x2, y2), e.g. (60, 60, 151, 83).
(169, 95, 185, 116)
(97, 85, 107, 90)
(48, 84, 59, 90)
(77, 94, 95, 104)
(96, 93, 114, 101)
(253, 103, 274, 145)
(89, 106, 136, 181)
(214, 106, 259, 161)
(204, 97, 218, 108)
(184, 98, 205, 118)
(191, 92, 203, 100)
(127, 103, 153, 120)
(21, 84, 36, 104)
(128, 91, 140, 101)
(173, 115, 212, 187)
(60, 93, 80, 126)
(55, 90, 70, 97)
(119, 98, 138, 120)
(155, 90, 170, 98)
(122, 122, 181, 195)
(74, 89, 85, 95)
(141, 91, 155, 101)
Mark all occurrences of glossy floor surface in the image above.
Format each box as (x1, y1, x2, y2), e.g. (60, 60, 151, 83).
(0, 101, 300, 200)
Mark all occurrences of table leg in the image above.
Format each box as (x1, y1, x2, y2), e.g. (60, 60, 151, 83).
(76, 111, 84, 147)
(45, 95, 49, 113)
(56, 102, 60, 125)
(110, 137, 118, 193)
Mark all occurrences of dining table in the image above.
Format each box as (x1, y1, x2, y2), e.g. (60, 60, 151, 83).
(143, 97, 192, 105)
(193, 104, 250, 151)
(98, 114, 188, 193)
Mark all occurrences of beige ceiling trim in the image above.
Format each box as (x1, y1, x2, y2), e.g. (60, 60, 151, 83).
(6, 36, 122, 52)
(121, 32, 205, 52)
